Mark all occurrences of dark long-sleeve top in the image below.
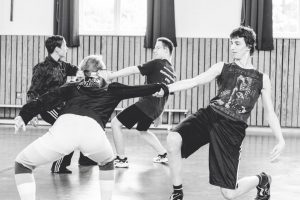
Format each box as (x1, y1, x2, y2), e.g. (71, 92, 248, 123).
(27, 56, 78, 102)
(19, 79, 169, 129)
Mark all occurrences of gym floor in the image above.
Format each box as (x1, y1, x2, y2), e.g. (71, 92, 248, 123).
(0, 125, 299, 200)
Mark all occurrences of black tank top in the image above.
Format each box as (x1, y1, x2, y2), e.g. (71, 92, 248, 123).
(209, 62, 263, 123)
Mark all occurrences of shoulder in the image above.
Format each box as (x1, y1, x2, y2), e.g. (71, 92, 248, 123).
(210, 61, 225, 73)
(262, 73, 271, 88)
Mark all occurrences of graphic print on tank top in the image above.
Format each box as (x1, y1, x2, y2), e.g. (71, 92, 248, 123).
(210, 63, 263, 123)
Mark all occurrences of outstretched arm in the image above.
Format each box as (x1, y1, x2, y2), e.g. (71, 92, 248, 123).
(261, 74, 285, 162)
(168, 62, 224, 93)
(19, 84, 74, 125)
(106, 66, 140, 80)
(108, 82, 169, 99)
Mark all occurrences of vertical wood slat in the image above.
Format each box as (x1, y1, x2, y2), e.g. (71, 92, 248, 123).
(21, 36, 28, 105)
(5, 36, 12, 117)
(286, 39, 295, 127)
(281, 39, 289, 126)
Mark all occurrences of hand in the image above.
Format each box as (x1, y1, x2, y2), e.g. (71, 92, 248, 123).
(270, 140, 285, 162)
(97, 70, 112, 81)
(14, 116, 26, 134)
(153, 114, 163, 127)
(29, 116, 39, 127)
(152, 88, 164, 97)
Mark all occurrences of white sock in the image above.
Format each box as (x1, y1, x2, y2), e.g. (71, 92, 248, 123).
(100, 180, 114, 200)
(15, 173, 36, 200)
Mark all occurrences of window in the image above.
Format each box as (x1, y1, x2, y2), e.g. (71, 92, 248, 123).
(79, 0, 147, 35)
(273, 0, 300, 38)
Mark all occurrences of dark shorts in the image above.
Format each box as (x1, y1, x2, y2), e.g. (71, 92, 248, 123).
(172, 106, 248, 189)
(116, 104, 153, 131)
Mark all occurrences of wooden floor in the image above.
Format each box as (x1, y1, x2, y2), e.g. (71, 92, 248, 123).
(0, 125, 299, 200)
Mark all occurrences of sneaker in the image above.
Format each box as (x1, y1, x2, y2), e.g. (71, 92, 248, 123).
(255, 172, 272, 200)
(153, 153, 168, 163)
(114, 156, 129, 168)
(169, 191, 183, 200)
(51, 168, 72, 174)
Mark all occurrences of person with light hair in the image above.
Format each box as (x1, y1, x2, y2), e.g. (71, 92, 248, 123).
(14, 55, 169, 200)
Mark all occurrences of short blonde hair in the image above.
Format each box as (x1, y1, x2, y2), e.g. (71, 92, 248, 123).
(79, 55, 106, 72)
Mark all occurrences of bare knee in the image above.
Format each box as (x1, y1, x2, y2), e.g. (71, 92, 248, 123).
(167, 132, 182, 153)
(111, 117, 122, 128)
(15, 161, 33, 174)
(220, 188, 236, 200)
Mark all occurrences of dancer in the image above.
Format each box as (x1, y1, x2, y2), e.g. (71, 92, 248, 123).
(14, 55, 169, 200)
(106, 37, 176, 168)
(27, 35, 96, 174)
(155, 26, 285, 200)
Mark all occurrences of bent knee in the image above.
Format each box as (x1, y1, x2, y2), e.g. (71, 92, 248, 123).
(167, 132, 182, 152)
(111, 117, 122, 128)
(15, 161, 33, 174)
(220, 188, 236, 200)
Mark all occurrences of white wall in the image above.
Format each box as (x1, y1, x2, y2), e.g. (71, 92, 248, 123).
(0, 0, 242, 37)
(175, 0, 242, 38)
(0, 0, 53, 35)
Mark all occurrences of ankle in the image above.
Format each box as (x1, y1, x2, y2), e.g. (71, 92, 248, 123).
(173, 184, 183, 193)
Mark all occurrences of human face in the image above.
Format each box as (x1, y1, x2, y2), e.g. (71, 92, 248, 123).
(57, 39, 68, 59)
(153, 41, 168, 59)
(230, 37, 250, 60)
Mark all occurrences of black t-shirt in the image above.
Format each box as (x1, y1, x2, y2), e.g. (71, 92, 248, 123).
(135, 59, 176, 119)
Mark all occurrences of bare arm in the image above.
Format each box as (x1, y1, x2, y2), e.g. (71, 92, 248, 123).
(108, 66, 140, 80)
(261, 74, 285, 162)
(168, 62, 224, 93)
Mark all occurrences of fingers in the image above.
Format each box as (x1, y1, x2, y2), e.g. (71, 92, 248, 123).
(269, 146, 281, 162)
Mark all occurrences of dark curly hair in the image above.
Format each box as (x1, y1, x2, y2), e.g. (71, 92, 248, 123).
(230, 26, 256, 55)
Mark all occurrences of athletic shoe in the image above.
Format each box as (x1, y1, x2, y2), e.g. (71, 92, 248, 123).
(153, 153, 168, 163)
(78, 154, 98, 166)
(51, 168, 72, 174)
(114, 156, 129, 168)
(169, 191, 183, 200)
(255, 172, 272, 200)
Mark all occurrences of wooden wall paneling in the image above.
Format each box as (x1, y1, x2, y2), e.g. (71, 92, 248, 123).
(0, 36, 6, 106)
(198, 38, 205, 109)
(117, 36, 124, 108)
(256, 50, 265, 126)
(186, 38, 193, 113)
(292, 40, 300, 127)
(21, 36, 28, 105)
(5, 36, 12, 117)
(286, 39, 295, 127)
(95, 36, 101, 56)
(16, 36, 22, 106)
(38, 36, 44, 63)
(10, 35, 17, 117)
(128, 36, 135, 105)
(275, 39, 283, 123)
(281, 39, 289, 126)
(83, 36, 89, 59)
(209, 38, 217, 102)
(133, 36, 141, 104)
(250, 50, 258, 126)
(270, 39, 277, 115)
(179, 38, 187, 122)
(77, 36, 84, 66)
(26, 36, 33, 94)
(122, 36, 130, 107)
(262, 50, 271, 126)
(295, 40, 300, 126)
(191, 38, 199, 114)
(89, 36, 95, 56)
(203, 38, 211, 108)
(111, 36, 118, 72)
